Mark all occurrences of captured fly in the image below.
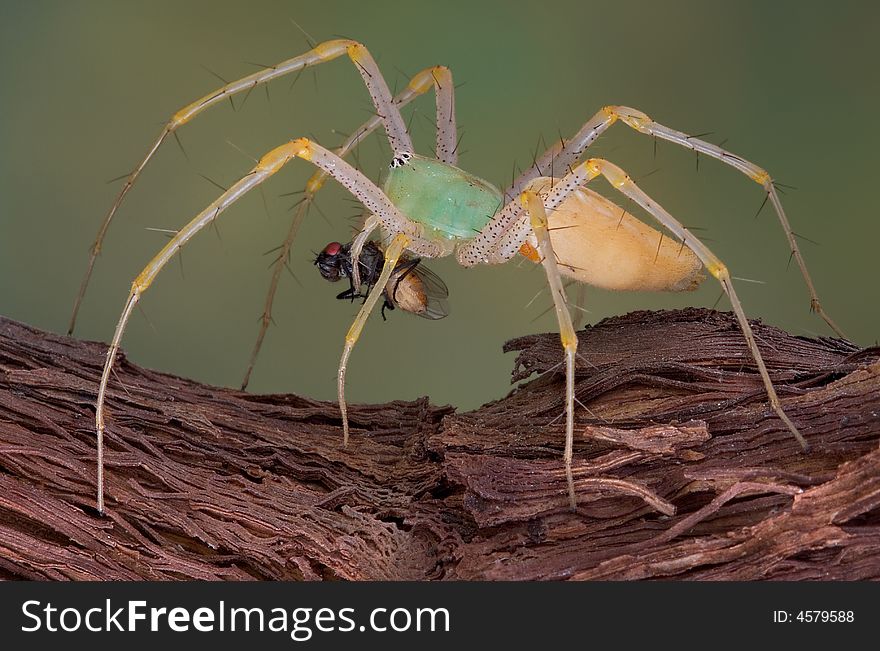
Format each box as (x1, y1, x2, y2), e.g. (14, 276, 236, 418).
(314, 240, 449, 320)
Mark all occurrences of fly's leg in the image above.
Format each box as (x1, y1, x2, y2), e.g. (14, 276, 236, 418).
(508, 106, 844, 338)
(70, 39, 416, 334)
(95, 138, 439, 514)
(521, 191, 578, 509)
(337, 233, 410, 445)
(241, 65, 457, 389)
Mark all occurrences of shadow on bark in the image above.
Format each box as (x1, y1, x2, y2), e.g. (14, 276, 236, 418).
(0, 308, 878, 580)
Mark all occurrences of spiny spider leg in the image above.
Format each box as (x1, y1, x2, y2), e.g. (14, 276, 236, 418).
(521, 191, 578, 509)
(506, 106, 845, 338)
(507, 110, 615, 198)
(95, 138, 438, 513)
(570, 157, 808, 450)
(337, 233, 410, 446)
(464, 159, 808, 510)
(70, 39, 414, 335)
(241, 65, 457, 389)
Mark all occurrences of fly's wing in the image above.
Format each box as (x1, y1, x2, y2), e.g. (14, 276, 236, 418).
(410, 263, 450, 320)
(387, 260, 450, 320)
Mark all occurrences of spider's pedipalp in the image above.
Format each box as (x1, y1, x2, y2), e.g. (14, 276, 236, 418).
(349, 215, 381, 293)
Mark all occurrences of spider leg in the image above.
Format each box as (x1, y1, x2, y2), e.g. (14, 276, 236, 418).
(511, 159, 808, 448)
(462, 157, 808, 490)
(337, 234, 410, 446)
(576, 157, 808, 449)
(70, 40, 419, 335)
(349, 215, 381, 293)
(505, 109, 615, 199)
(521, 191, 579, 510)
(507, 106, 844, 338)
(95, 139, 436, 514)
(610, 105, 842, 337)
(426, 66, 458, 165)
(241, 64, 458, 388)
(456, 198, 529, 266)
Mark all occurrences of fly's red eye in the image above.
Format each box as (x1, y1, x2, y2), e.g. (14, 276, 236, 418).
(323, 242, 342, 256)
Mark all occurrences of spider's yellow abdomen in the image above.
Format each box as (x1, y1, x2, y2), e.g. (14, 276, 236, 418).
(525, 177, 706, 293)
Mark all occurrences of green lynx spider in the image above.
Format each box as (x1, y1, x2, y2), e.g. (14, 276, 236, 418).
(68, 39, 844, 514)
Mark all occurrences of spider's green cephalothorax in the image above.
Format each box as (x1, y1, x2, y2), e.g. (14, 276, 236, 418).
(383, 154, 502, 241)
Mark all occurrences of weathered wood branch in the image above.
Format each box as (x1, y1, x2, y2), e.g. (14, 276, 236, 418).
(0, 309, 878, 580)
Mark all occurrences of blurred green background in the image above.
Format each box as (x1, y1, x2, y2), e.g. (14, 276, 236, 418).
(1, 0, 877, 411)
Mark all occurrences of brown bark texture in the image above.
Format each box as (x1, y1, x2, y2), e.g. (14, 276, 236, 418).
(0, 308, 878, 580)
